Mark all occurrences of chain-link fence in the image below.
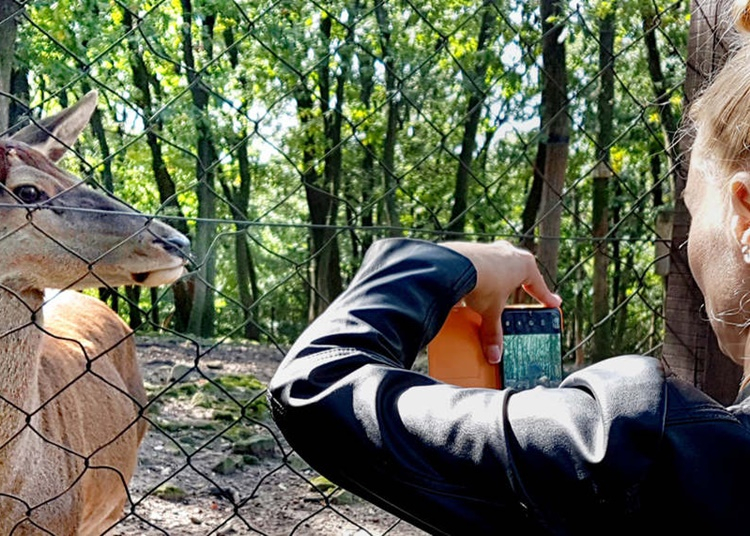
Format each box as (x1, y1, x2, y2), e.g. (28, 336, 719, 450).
(0, 0, 689, 534)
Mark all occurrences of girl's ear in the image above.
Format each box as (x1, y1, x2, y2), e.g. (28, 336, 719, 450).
(730, 171, 750, 262)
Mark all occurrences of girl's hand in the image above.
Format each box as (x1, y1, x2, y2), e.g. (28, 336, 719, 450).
(441, 241, 562, 364)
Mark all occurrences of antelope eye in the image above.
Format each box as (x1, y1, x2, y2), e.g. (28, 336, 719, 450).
(12, 185, 46, 204)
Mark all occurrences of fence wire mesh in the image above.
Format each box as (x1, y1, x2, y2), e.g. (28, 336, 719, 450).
(0, 0, 688, 534)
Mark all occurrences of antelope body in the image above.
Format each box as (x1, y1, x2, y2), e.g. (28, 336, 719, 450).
(0, 92, 189, 534)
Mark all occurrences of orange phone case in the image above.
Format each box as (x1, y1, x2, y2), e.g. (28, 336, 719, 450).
(427, 305, 501, 389)
(427, 304, 563, 389)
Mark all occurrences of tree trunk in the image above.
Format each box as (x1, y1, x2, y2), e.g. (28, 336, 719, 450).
(614, 247, 633, 351)
(295, 6, 357, 318)
(295, 82, 341, 319)
(611, 178, 623, 345)
(218, 132, 260, 341)
(122, 8, 193, 330)
(470, 121, 500, 235)
(235, 229, 260, 340)
(663, 0, 741, 404)
(447, 2, 497, 235)
(520, 143, 546, 252)
(79, 78, 125, 316)
(0, 0, 21, 133)
(374, 2, 401, 235)
(150, 287, 160, 327)
(358, 48, 377, 253)
(572, 192, 586, 368)
(181, 0, 218, 338)
(222, 26, 260, 341)
(642, 6, 680, 184)
(591, 6, 616, 362)
(8, 66, 28, 131)
(125, 285, 143, 330)
(650, 143, 664, 209)
(123, 9, 189, 234)
(642, 4, 680, 316)
(537, 0, 569, 286)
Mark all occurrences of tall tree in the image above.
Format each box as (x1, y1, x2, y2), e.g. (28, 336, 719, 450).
(296, 5, 359, 318)
(591, 2, 616, 362)
(641, 4, 680, 190)
(181, 0, 219, 338)
(8, 66, 28, 130)
(121, 6, 193, 331)
(521, 143, 546, 252)
(537, 0, 569, 286)
(356, 47, 377, 252)
(122, 8, 188, 235)
(374, 2, 401, 235)
(447, 0, 498, 234)
(0, 0, 21, 133)
(220, 25, 260, 341)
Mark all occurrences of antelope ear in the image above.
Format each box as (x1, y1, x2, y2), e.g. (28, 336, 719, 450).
(10, 90, 98, 162)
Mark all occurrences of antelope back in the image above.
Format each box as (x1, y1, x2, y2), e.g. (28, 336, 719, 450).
(0, 92, 189, 291)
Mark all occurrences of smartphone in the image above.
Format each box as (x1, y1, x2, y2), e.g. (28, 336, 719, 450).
(427, 305, 562, 390)
(500, 306, 563, 390)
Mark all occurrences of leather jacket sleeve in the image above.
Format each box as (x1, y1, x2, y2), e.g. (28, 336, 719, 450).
(269, 238, 750, 535)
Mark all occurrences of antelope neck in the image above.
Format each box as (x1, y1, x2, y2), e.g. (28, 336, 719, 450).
(0, 287, 43, 416)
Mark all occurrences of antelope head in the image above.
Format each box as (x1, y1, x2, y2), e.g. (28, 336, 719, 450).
(0, 91, 190, 293)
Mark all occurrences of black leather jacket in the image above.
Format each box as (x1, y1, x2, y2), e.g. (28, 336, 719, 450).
(269, 238, 750, 535)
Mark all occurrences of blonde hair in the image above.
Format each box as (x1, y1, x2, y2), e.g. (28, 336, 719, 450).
(690, 0, 750, 168)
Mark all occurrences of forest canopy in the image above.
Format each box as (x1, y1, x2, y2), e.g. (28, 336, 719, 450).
(0, 0, 688, 366)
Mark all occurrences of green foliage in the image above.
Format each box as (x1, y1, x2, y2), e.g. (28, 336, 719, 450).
(10, 0, 688, 362)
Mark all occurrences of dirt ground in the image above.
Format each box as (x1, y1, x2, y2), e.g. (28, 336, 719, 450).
(105, 336, 428, 536)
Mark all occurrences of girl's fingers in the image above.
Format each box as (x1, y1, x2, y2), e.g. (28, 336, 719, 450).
(478, 307, 504, 365)
(520, 258, 562, 308)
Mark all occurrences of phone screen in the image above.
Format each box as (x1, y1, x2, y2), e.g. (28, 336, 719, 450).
(502, 307, 562, 390)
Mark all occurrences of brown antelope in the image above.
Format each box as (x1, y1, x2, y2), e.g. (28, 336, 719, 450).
(0, 91, 190, 534)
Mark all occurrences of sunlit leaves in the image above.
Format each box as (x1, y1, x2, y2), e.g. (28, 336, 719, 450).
(10, 0, 689, 351)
